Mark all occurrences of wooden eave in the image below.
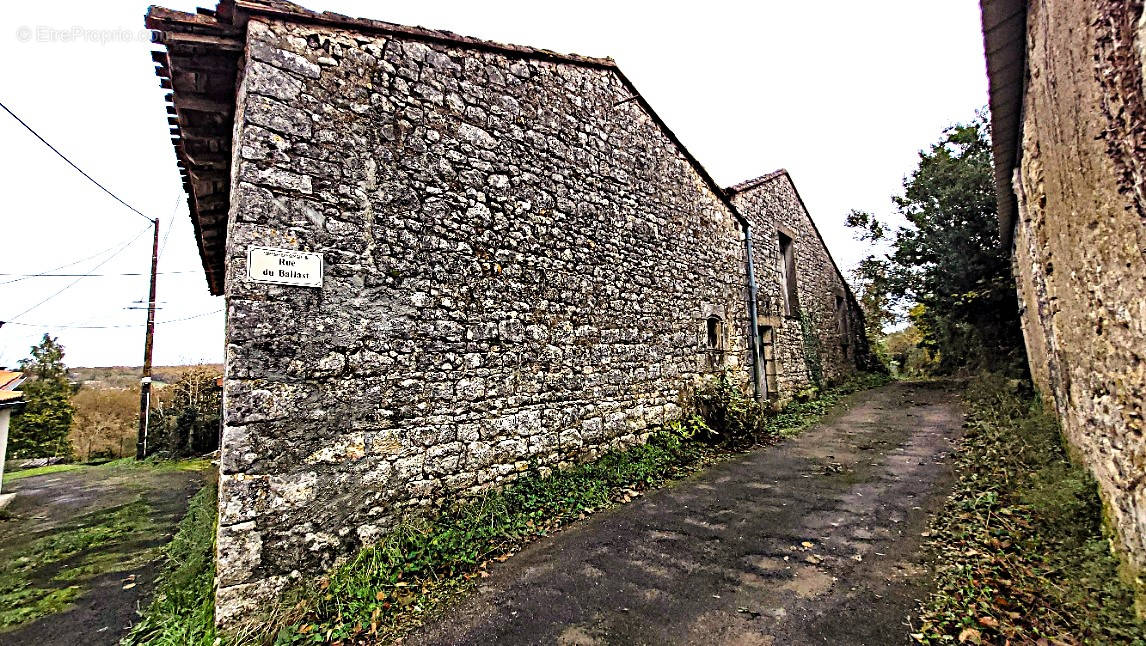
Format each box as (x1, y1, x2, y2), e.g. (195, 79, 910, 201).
(979, 0, 1027, 247)
(146, 4, 243, 296)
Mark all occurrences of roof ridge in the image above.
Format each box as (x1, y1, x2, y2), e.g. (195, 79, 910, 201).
(227, 1, 750, 228)
(724, 169, 789, 195)
(231, 0, 617, 69)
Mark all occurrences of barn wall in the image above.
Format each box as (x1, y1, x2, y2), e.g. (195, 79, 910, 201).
(1011, 0, 1146, 600)
(213, 17, 755, 623)
(731, 175, 872, 400)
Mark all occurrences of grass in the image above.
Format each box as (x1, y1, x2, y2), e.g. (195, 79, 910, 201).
(0, 456, 213, 634)
(253, 372, 890, 644)
(913, 374, 1146, 644)
(114, 372, 888, 645)
(3, 457, 212, 484)
(0, 497, 155, 631)
(267, 432, 712, 644)
(122, 481, 219, 646)
(3, 463, 83, 482)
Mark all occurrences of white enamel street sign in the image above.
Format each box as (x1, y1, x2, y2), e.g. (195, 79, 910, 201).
(247, 246, 323, 288)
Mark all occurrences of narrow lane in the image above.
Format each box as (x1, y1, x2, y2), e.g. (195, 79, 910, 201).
(413, 381, 964, 646)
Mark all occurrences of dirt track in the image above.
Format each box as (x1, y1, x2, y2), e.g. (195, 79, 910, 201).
(413, 381, 964, 645)
(0, 464, 207, 646)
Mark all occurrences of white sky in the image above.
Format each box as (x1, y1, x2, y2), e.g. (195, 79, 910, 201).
(0, 1, 988, 368)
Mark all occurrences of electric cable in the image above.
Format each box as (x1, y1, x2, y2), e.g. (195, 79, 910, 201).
(0, 98, 153, 223)
(2, 225, 151, 322)
(0, 271, 195, 278)
(1, 309, 222, 329)
(0, 224, 154, 286)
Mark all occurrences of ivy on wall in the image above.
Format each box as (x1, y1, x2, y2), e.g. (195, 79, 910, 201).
(798, 310, 824, 389)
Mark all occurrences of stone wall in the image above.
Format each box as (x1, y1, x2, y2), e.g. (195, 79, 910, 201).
(211, 15, 868, 625)
(215, 17, 757, 623)
(1011, 0, 1146, 600)
(730, 173, 871, 398)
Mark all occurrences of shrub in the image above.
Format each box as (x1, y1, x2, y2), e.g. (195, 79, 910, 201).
(690, 373, 771, 448)
(914, 374, 1145, 643)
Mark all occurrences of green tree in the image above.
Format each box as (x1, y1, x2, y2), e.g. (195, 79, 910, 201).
(146, 366, 221, 458)
(846, 112, 1024, 373)
(9, 334, 76, 458)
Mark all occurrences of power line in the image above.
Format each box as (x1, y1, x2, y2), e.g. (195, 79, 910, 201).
(157, 194, 181, 261)
(3, 226, 151, 322)
(0, 225, 154, 286)
(0, 271, 195, 278)
(0, 309, 222, 330)
(0, 98, 154, 224)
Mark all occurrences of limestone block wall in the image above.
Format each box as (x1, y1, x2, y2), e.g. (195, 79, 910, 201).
(214, 17, 755, 622)
(730, 174, 872, 399)
(1011, 0, 1146, 596)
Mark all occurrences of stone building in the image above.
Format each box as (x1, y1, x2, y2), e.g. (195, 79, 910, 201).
(982, 0, 1146, 606)
(146, 0, 872, 625)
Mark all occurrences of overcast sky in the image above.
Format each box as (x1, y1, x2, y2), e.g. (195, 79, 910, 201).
(0, 1, 988, 368)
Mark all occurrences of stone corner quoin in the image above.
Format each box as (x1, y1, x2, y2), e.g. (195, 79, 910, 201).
(149, 4, 875, 627)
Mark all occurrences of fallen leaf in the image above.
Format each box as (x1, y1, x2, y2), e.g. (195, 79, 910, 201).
(978, 616, 998, 628)
(958, 627, 981, 644)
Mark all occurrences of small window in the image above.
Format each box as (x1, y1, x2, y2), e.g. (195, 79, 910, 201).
(778, 232, 798, 315)
(706, 315, 723, 351)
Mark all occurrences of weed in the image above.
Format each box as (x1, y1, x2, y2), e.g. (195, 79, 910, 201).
(798, 311, 825, 388)
(120, 373, 887, 644)
(690, 372, 769, 447)
(253, 372, 889, 644)
(913, 374, 1146, 644)
(122, 480, 219, 646)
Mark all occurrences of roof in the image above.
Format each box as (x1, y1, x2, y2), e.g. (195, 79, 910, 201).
(147, 0, 751, 295)
(979, 0, 1027, 247)
(0, 370, 25, 410)
(724, 169, 790, 196)
(0, 371, 25, 391)
(723, 169, 861, 305)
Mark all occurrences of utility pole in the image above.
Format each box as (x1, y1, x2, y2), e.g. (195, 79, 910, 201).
(136, 218, 160, 460)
